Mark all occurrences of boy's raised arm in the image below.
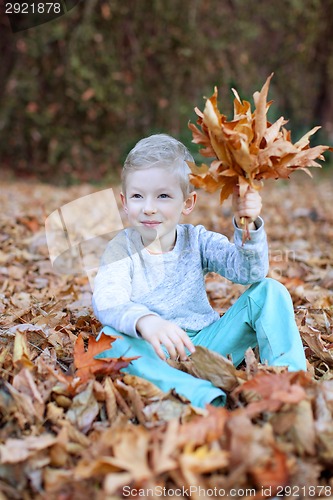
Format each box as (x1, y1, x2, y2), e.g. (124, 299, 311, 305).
(199, 187, 268, 285)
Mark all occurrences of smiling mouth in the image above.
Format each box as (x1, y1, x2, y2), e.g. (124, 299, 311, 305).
(141, 221, 161, 226)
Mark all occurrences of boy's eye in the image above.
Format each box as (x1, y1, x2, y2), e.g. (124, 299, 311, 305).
(159, 194, 171, 198)
(131, 194, 142, 198)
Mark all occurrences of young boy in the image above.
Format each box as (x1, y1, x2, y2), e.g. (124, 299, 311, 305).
(92, 134, 306, 408)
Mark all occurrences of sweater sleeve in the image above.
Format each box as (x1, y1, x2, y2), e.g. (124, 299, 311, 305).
(199, 217, 269, 284)
(92, 233, 158, 336)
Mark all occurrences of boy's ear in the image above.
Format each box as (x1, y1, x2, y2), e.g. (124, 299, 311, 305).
(182, 191, 197, 215)
(120, 192, 128, 212)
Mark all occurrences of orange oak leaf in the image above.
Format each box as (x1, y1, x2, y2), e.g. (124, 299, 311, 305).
(74, 334, 139, 383)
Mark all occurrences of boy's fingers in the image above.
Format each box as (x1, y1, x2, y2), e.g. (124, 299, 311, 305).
(155, 348, 166, 361)
(177, 330, 195, 352)
(173, 339, 188, 361)
(150, 326, 195, 361)
(150, 338, 166, 360)
(156, 348, 166, 361)
(161, 337, 178, 360)
(175, 333, 195, 360)
(172, 329, 193, 356)
(184, 336, 195, 354)
(163, 331, 190, 361)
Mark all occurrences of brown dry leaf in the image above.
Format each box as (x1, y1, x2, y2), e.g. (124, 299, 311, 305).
(13, 329, 34, 369)
(103, 472, 134, 496)
(290, 399, 316, 456)
(111, 379, 134, 418)
(249, 446, 289, 493)
(74, 446, 126, 483)
(226, 411, 283, 491)
(300, 325, 333, 366)
(0, 345, 11, 368)
(122, 373, 166, 399)
(179, 444, 229, 489)
(189, 345, 247, 391)
(314, 382, 333, 463)
(186, 444, 229, 474)
(233, 372, 308, 416)
(288, 460, 322, 493)
(49, 426, 70, 468)
(5, 381, 42, 426)
(150, 418, 179, 475)
(168, 345, 246, 392)
(142, 399, 188, 422)
(66, 381, 100, 433)
(10, 291, 31, 310)
(76, 424, 153, 493)
(46, 401, 65, 424)
(104, 377, 118, 424)
(113, 378, 146, 425)
(43, 467, 74, 493)
(12, 368, 45, 420)
(177, 406, 228, 447)
(59, 418, 91, 449)
(0, 434, 57, 464)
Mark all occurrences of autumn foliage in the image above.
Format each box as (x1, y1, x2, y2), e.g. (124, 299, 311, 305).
(188, 74, 332, 238)
(0, 179, 333, 498)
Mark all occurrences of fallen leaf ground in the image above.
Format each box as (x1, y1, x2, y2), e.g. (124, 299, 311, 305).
(0, 173, 332, 499)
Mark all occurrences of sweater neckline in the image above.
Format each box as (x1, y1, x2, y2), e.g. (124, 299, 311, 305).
(140, 225, 181, 256)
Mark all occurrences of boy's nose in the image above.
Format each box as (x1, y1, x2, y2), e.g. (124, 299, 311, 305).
(143, 201, 157, 214)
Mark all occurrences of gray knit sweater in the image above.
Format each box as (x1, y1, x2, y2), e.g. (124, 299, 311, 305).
(92, 219, 268, 337)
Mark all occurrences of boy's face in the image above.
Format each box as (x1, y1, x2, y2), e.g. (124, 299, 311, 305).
(120, 167, 196, 252)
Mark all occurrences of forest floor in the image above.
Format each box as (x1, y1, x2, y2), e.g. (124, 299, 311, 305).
(0, 172, 333, 499)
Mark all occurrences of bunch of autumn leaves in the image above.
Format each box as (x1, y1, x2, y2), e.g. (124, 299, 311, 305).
(188, 74, 331, 234)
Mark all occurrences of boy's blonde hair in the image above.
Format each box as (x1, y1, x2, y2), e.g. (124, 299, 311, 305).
(122, 134, 195, 198)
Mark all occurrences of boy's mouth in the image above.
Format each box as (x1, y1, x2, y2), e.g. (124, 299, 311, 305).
(141, 221, 161, 227)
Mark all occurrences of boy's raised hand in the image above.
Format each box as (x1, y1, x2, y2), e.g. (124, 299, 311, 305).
(136, 315, 196, 361)
(232, 186, 262, 229)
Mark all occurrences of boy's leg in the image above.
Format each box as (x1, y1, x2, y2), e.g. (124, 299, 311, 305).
(95, 326, 226, 408)
(191, 278, 306, 370)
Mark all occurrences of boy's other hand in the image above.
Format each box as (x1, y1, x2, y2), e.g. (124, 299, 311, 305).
(232, 186, 262, 229)
(136, 315, 195, 361)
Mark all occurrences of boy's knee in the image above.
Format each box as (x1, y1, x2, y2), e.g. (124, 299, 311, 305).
(251, 278, 291, 300)
(265, 277, 289, 294)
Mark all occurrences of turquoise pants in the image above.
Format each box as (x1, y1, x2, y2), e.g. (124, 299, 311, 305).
(95, 278, 306, 408)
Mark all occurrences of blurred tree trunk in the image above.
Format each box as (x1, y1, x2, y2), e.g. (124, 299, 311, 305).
(0, 14, 17, 99)
(312, 0, 333, 140)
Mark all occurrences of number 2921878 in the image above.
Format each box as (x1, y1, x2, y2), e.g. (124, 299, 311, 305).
(5, 3, 62, 14)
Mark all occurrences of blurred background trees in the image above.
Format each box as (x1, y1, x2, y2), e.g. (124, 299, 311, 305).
(1, 0, 333, 184)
